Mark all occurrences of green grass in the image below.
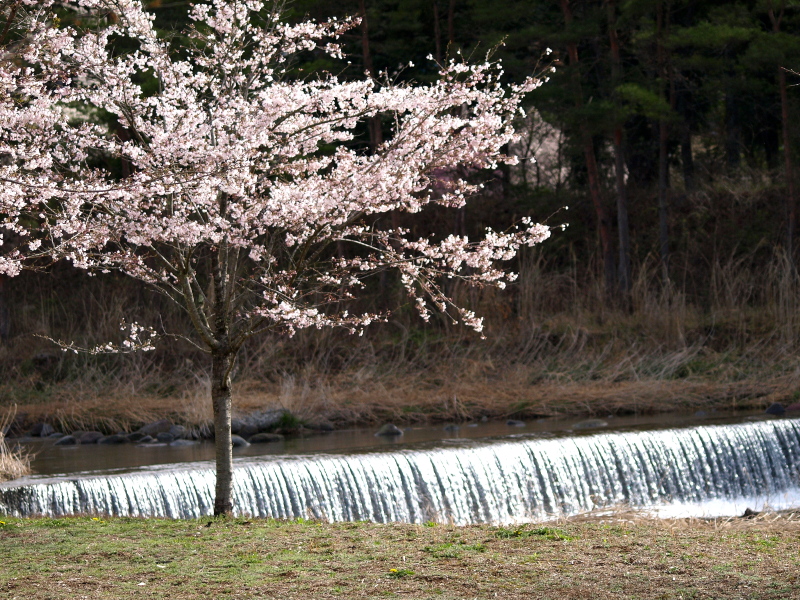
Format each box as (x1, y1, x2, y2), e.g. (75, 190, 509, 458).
(0, 515, 799, 599)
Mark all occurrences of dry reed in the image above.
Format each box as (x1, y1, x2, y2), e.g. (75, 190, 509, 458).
(0, 406, 32, 481)
(2, 245, 800, 431)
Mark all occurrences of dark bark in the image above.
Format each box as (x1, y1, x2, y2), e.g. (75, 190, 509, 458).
(0, 275, 8, 342)
(656, 0, 673, 285)
(445, 0, 466, 236)
(779, 66, 795, 257)
(613, 128, 631, 295)
(676, 88, 695, 193)
(560, 0, 615, 296)
(769, 3, 795, 258)
(447, 0, 455, 47)
(358, 0, 382, 150)
(433, 1, 442, 63)
(606, 0, 631, 297)
(658, 119, 670, 284)
(0, 1, 20, 46)
(680, 124, 695, 193)
(725, 93, 741, 171)
(210, 195, 237, 516)
(212, 348, 234, 516)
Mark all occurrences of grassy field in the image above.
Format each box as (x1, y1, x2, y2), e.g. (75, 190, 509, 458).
(1, 513, 799, 599)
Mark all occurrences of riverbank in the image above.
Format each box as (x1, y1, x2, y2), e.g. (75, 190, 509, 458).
(1, 512, 798, 599)
(4, 369, 799, 439)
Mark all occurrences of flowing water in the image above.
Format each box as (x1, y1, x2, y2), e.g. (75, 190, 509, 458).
(2, 418, 800, 523)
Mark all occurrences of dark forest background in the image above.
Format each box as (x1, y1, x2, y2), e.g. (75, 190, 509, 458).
(3, 0, 800, 425)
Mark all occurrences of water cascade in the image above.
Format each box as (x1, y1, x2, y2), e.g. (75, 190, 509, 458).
(2, 420, 800, 523)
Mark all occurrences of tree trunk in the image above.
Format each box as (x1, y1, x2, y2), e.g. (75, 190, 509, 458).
(724, 93, 741, 172)
(358, 0, 383, 150)
(613, 127, 631, 296)
(656, 0, 673, 286)
(0, 275, 8, 342)
(680, 123, 695, 193)
(447, 0, 455, 49)
(779, 66, 796, 258)
(658, 119, 670, 285)
(210, 200, 236, 516)
(433, 1, 442, 63)
(768, 4, 794, 259)
(606, 0, 631, 297)
(211, 348, 234, 516)
(560, 0, 615, 296)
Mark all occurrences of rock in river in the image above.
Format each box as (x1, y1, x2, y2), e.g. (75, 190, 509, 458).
(54, 435, 78, 446)
(78, 431, 104, 444)
(98, 434, 127, 445)
(139, 419, 174, 436)
(375, 423, 403, 437)
(765, 403, 785, 416)
(249, 433, 285, 444)
(573, 419, 609, 430)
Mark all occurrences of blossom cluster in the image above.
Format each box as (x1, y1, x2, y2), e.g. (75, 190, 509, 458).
(0, 0, 550, 347)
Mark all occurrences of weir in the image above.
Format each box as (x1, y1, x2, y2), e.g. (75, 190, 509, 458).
(2, 419, 800, 523)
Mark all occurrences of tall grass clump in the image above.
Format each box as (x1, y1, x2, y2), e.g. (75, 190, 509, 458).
(0, 407, 31, 481)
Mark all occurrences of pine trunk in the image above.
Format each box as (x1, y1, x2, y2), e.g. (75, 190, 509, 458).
(606, 0, 631, 297)
(613, 127, 631, 296)
(658, 119, 670, 285)
(779, 67, 796, 257)
(560, 0, 615, 297)
(769, 3, 795, 261)
(656, 0, 673, 286)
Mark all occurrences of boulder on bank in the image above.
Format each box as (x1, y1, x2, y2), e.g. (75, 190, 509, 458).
(98, 434, 127, 445)
(375, 423, 403, 437)
(156, 432, 175, 443)
(232, 409, 293, 435)
(249, 433, 284, 444)
(307, 419, 335, 432)
(250, 409, 290, 431)
(28, 422, 55, 437)
(168, 425, 187, 439)
(787, 402, 800, 412)
(573, 419, 609, 430)
(765, 403, 785, 416)
(54, 435, 78, 446)
(237, 423, 260, 439)
(139, 418, 174, 436)
(78, 431, 104, 444)
(170, 439, 198, 447)
(127, 431, 147, 442)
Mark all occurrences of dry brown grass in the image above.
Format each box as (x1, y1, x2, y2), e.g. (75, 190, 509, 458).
(4, 247, 800, 432)
(0, 407, 31, 481)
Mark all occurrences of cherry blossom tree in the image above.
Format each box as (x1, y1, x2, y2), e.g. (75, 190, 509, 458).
(0, 0, 550, 514)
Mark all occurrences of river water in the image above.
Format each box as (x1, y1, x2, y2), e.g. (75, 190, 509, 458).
(2, 411, 799, 523)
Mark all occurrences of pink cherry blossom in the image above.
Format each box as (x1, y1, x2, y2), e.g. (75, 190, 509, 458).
(0, 0, 550, 515)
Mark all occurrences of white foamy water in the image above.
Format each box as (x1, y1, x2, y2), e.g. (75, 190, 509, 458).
(2, 419, 799, 523)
